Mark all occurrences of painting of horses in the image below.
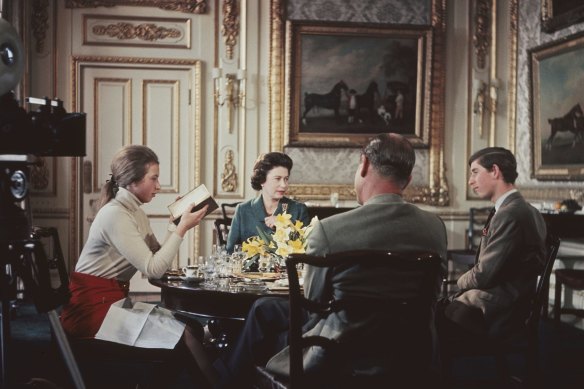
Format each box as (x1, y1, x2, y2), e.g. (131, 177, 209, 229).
(287, 22, 432, 147)
(530, 31, 584, 180)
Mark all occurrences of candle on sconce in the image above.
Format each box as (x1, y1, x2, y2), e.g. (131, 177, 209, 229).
(490, 78, 499, 100)
(212, 67, 222, 79)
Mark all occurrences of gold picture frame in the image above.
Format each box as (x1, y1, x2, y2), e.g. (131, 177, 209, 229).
(530, 31, 584, 180)
(285, 21, 432, 148)
(541, 0, 584, 33)
(268, 0, 449, 206)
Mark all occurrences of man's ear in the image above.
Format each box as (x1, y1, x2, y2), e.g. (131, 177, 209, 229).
(360, 155, 370, 177)
(491, 164, 502, 179)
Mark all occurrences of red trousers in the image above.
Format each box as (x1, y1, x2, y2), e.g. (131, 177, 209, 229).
(60, 272, 129, 339)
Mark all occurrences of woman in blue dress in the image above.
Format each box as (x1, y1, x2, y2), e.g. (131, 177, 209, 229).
(226, 152, 309, 253)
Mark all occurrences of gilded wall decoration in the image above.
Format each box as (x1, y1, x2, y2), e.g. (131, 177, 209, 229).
(84, 15, 190, 48)
(221, 0, 239, 60)
(221, 149, 238, 192)
(64, 0, 207, 14)
(92, 22, 181, 41)
(473, 0, 490, 70)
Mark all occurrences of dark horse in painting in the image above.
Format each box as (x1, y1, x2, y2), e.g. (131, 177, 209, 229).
(302, 80, 349, 124)
(356, 81, 381, 121)
(546, 103, 584, 149)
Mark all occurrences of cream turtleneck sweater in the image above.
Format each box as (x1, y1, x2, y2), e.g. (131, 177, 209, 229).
(75, 187, 182, 281)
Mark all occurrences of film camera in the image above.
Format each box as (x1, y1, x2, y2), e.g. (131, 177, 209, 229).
(1, 17, 86, 387)
(1, 16, 85, 236)
(0, 17, 85, 157)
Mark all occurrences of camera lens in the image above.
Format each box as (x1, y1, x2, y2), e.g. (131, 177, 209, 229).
(1, 43, 16, 66)
(10, 170, 28, 201)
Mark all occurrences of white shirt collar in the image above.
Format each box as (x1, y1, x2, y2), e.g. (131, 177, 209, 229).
(494, 188, 517, 212)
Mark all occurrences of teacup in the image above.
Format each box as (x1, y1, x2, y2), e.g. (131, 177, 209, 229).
(182, 265, 199, 278)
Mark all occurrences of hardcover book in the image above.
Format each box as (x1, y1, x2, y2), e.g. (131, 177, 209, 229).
(168, 184, 218, 225)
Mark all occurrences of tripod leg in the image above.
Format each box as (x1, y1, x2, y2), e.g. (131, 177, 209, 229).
(47, 310, 86, 389)
(1, 262, 14, 385)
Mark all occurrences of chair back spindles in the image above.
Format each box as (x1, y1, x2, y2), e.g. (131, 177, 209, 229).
(214, 218, 231, 247)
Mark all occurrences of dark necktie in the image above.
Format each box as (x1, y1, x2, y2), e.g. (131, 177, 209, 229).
(475, 207, 496, 263)
(481, 207, 496, 236)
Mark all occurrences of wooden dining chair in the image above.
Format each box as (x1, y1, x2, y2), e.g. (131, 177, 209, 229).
(254, 250, 443, 389)
(221, 202, 241, 221)
(442, 206, 492, 297)
(440, 233, 560, 388)
(553, 268, 584, 326)
(214, 218, 231, 247)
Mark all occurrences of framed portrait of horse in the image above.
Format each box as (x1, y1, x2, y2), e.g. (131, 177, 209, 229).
(285, 21, 433, 148)
(530, 31, 584, 180)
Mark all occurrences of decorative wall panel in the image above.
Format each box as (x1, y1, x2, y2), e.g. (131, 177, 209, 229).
(83, 15, 191, 48)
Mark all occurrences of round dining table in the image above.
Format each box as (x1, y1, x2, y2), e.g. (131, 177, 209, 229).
(149, 277, 288, 321)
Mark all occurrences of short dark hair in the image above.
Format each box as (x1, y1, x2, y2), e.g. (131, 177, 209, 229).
(250, 152, 293, 191)
(361, 133, 415, 186)
(468, 147, 518, 184)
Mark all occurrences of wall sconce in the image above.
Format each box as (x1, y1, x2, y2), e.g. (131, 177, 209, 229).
(213, 67, 246, 133)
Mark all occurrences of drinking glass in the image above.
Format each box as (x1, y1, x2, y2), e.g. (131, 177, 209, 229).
(231, 244, 244, 274)
(217, 250, 231, 277)
(201, 258, 217, 288)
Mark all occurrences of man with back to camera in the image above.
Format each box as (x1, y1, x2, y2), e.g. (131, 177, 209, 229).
(209, 133, 448, 388)
(438, 147, 547, 340)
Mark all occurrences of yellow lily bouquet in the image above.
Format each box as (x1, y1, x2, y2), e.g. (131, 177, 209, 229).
(241, 212, 318, 272)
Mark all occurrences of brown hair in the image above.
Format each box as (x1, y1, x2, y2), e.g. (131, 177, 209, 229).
(468, 147, 518, 184)
(250, 152, 293, 191)
(98, 145, 159, 209)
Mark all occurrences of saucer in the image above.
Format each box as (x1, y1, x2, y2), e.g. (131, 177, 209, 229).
(179, 276, 204, 284)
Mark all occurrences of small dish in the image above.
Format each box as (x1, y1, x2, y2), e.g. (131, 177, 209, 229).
(179, 276, 204, 284)
(242, 280, 267, 292)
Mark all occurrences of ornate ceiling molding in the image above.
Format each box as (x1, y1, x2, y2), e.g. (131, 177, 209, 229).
(64, 0, 207, 14)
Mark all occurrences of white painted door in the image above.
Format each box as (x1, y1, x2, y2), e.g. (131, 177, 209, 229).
(74, 57, 201, 291)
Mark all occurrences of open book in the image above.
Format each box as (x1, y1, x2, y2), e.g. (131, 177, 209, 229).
(168, 184, 219, 225)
